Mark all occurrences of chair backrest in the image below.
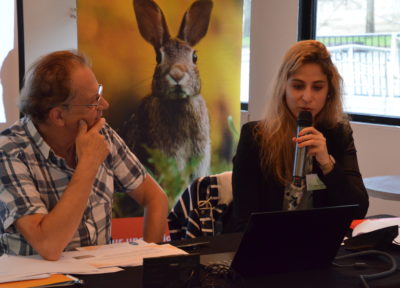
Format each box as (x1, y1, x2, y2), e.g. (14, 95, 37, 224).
(168, 171, 232, 240)
(111, 217, 170, 243)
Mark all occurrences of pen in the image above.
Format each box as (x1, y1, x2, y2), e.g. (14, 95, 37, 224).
(175, 241, 210, 249)
(66, 274, 84, 286)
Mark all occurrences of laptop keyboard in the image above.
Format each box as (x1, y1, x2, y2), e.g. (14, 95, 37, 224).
(200, 252, 235, 267)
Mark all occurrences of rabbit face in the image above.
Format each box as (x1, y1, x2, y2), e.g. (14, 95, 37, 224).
(134, 0, 213, 100)
(152, 39, 201, 100)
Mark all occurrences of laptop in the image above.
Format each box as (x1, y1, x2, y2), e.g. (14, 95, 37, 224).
(200, 204, 359, 277)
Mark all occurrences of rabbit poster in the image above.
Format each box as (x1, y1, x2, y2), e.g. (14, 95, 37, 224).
(77, 0, 242, 213)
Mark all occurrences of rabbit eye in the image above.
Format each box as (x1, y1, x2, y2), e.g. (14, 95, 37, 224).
(192, 51, 198, 64)
(156, 51, 162, 64)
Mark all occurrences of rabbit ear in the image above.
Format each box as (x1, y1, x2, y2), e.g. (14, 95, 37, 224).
(177, 0, 213, 46)
(133, 0, 170, 49)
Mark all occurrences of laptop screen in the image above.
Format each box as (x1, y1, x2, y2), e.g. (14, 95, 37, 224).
(230, 205, 359, 276)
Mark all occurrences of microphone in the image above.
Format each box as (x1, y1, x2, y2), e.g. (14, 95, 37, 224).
(292, 111, 313, 187)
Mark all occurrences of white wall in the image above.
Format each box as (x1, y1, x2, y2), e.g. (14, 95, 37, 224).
(247, 0, 298, 121)
(4, 0, 76, 130)
(247, 0, 400, 216)
(352, 122, 400, 216)
(352, 122, 400, 178)
(23, 0, 77, 70)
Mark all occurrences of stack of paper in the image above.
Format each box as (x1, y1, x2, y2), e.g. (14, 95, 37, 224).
(67, 241, 188, 268)
(0, 254, 98, 283)
(0, 241, 187, 284)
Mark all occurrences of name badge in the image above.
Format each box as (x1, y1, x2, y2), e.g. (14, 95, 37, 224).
(306, 173, 327, 191)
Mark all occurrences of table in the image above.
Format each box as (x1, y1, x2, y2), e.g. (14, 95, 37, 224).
(364, 175, 400, 201)
(70, 233, 400, 288)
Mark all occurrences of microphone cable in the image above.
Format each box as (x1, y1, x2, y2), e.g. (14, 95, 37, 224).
(333, 249, 398, 288)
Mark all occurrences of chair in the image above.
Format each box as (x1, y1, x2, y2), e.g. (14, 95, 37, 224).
(167, 171, 232, 240)
(111, 217, 171, 243)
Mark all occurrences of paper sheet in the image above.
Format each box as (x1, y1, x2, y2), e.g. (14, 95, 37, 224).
(0, 254, 98, 283)
(0, 242, 187, 283)
(62, 242, 187, 268)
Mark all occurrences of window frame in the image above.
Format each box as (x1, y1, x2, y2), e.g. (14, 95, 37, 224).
(240, 0, 251, 111)
(17, 0, 25, 91)
(299, 0, 400, 126)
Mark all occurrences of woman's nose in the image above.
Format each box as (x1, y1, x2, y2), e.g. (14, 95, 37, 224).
(302, 87, 313, 103)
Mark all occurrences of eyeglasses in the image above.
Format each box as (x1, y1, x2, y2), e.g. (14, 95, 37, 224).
(61, 84, 103, 109)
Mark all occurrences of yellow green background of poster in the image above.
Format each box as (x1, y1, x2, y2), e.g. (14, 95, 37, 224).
(77, 0, 243, 212)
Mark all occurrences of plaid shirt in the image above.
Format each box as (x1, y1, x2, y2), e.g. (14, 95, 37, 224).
(0, 117, 146, 255)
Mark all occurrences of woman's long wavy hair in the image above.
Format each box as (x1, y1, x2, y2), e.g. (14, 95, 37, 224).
(255, 40, 347, 185)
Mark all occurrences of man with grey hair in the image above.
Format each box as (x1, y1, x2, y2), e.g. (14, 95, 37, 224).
(0, 50, 168, 260)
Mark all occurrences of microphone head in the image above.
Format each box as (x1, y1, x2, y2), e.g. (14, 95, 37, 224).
(297, 111, 312, 127)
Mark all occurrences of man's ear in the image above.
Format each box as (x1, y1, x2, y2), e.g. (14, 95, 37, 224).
(48, 107, 66, 127)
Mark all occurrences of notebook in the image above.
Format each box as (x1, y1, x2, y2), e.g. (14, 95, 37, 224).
(201, 204, 359, 277)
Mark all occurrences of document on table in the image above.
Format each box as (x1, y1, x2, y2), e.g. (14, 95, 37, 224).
(62, 241, 188, 268)
(0, 241, 187, 283)
(0, 254, 99, 283)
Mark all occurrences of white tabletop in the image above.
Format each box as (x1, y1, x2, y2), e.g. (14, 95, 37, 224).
(363, 175, 400, 201)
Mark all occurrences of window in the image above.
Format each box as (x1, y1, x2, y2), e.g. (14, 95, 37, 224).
(301, 0, 400, 125)
(0, 0, 21, 131)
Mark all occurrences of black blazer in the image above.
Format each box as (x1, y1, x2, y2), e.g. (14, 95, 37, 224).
(229, 121, 369, 232)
